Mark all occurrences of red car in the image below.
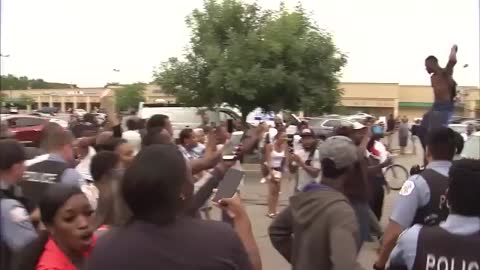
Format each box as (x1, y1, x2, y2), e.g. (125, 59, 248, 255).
(2, 115, 67, 146)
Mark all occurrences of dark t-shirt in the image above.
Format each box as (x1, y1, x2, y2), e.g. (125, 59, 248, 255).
(343, 148, 371, 203)
(84, 218, 253, 270)
(387, 119, 395, 132)
(72, 123, 99, 138)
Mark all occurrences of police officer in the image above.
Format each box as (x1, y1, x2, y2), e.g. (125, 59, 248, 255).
(0, 140, 38, 269)
(375, 127, 456, 270)
(388, 159, 480, 270)
(24, 127, 85, 186)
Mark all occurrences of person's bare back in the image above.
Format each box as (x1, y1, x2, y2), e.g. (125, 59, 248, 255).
(425, 45, 458, 103)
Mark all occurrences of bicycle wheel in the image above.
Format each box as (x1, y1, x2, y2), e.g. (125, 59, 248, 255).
(384, 164, 409, 190)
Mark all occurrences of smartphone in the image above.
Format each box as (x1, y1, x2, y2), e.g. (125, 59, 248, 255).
(212, 168, 245, 202)
(222, 131, 243, 160)
(287, 135, 294, 148)
(227, 119, 234, 133)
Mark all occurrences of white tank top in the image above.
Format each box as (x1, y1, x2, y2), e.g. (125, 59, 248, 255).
(270, 148, 285, 168)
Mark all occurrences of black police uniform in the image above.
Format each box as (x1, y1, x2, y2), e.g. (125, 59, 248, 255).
(411, 169, 449, 226)
(413, 226, 480, 270)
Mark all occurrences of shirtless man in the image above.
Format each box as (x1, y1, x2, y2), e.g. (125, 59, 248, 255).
(419, 45, 458, 149)
(425, 45, 458, 103)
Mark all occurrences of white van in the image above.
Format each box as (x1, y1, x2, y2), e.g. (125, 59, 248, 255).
(137, 102, 243, 138)
(137, 102, 300, 138)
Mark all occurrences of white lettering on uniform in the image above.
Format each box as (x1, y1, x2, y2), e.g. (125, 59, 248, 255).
(23, 171, 57, 183)
(425, 254, 479, 270)
(426, 254, 436, 269)
(468, 262, 479, 270)
(439, 194, 448, 209)
(437, 256, 448, 270)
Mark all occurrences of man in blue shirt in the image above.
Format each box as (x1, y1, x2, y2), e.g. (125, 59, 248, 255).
(388, 159, 480, 270)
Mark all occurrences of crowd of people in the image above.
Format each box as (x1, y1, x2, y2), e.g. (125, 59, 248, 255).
(1, 94, 264, 270)
(0, 45, 479, 270)
(2, 98, 478, 270)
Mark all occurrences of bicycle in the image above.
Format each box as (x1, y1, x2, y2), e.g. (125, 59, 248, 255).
(383, 154, 409, 190)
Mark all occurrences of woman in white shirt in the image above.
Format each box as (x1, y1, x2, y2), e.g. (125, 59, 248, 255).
(264, 130, 288, 218)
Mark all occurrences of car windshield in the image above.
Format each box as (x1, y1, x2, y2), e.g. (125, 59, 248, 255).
(461, 136, 480, 159)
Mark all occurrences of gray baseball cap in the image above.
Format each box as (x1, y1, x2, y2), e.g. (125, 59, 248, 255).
(319, 136, 358, 169)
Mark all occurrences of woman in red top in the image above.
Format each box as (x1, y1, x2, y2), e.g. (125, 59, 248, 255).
(12, 184, 96, 270)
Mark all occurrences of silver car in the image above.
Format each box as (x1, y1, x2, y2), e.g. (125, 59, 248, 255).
(308, 117, 356, 137)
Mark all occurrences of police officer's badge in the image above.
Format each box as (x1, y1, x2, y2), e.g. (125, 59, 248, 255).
(399, 180, 415, 196)
(10, 207, 29, 223)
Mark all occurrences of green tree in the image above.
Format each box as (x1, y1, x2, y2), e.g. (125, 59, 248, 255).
(0, 92, 6, 105)
(115, 83, 146, 111)
(0, 75, 29, 90)
(154, 0, 346, 119)
(1, 94, 35, 109)
(0, 74, 75, 90)
(16, 94, 35, 108)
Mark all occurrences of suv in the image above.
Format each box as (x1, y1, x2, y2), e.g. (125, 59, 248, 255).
(308, 117, 355, 138)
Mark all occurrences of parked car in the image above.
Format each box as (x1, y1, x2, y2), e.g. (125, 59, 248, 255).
(349, 112, 373, 118)
(461, 131, 480, 159)
(31, 112, 54, 118)
(307, 117, 356, 138)
(4, 115, 67, 145)
(448, 124, 468, 135)
(73, 109, 87, 118)
(460, 119, 480, 131)
(9, 107, 19, 114)
(450, 116, 473, 124)
(36, 107, 58, 115)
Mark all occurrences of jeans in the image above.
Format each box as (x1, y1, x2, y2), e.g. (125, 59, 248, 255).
(351, 202, 371, 250)
(419, 101, 454, 149)
(370, 176, 386, 220)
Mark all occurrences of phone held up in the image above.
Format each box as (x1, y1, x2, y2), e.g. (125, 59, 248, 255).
(222, 130, 243, 161)
(212, 168, 245, 202)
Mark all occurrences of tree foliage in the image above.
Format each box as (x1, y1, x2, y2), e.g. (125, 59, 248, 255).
(154, 0, 346, 118)
(115, 83, 146, 111)
(0, 74, 76, 90)
(0, 93, 6, 104)
(1, 94, 35, 108)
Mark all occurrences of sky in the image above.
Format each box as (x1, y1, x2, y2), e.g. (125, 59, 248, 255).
(1, 0, 479, 87)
